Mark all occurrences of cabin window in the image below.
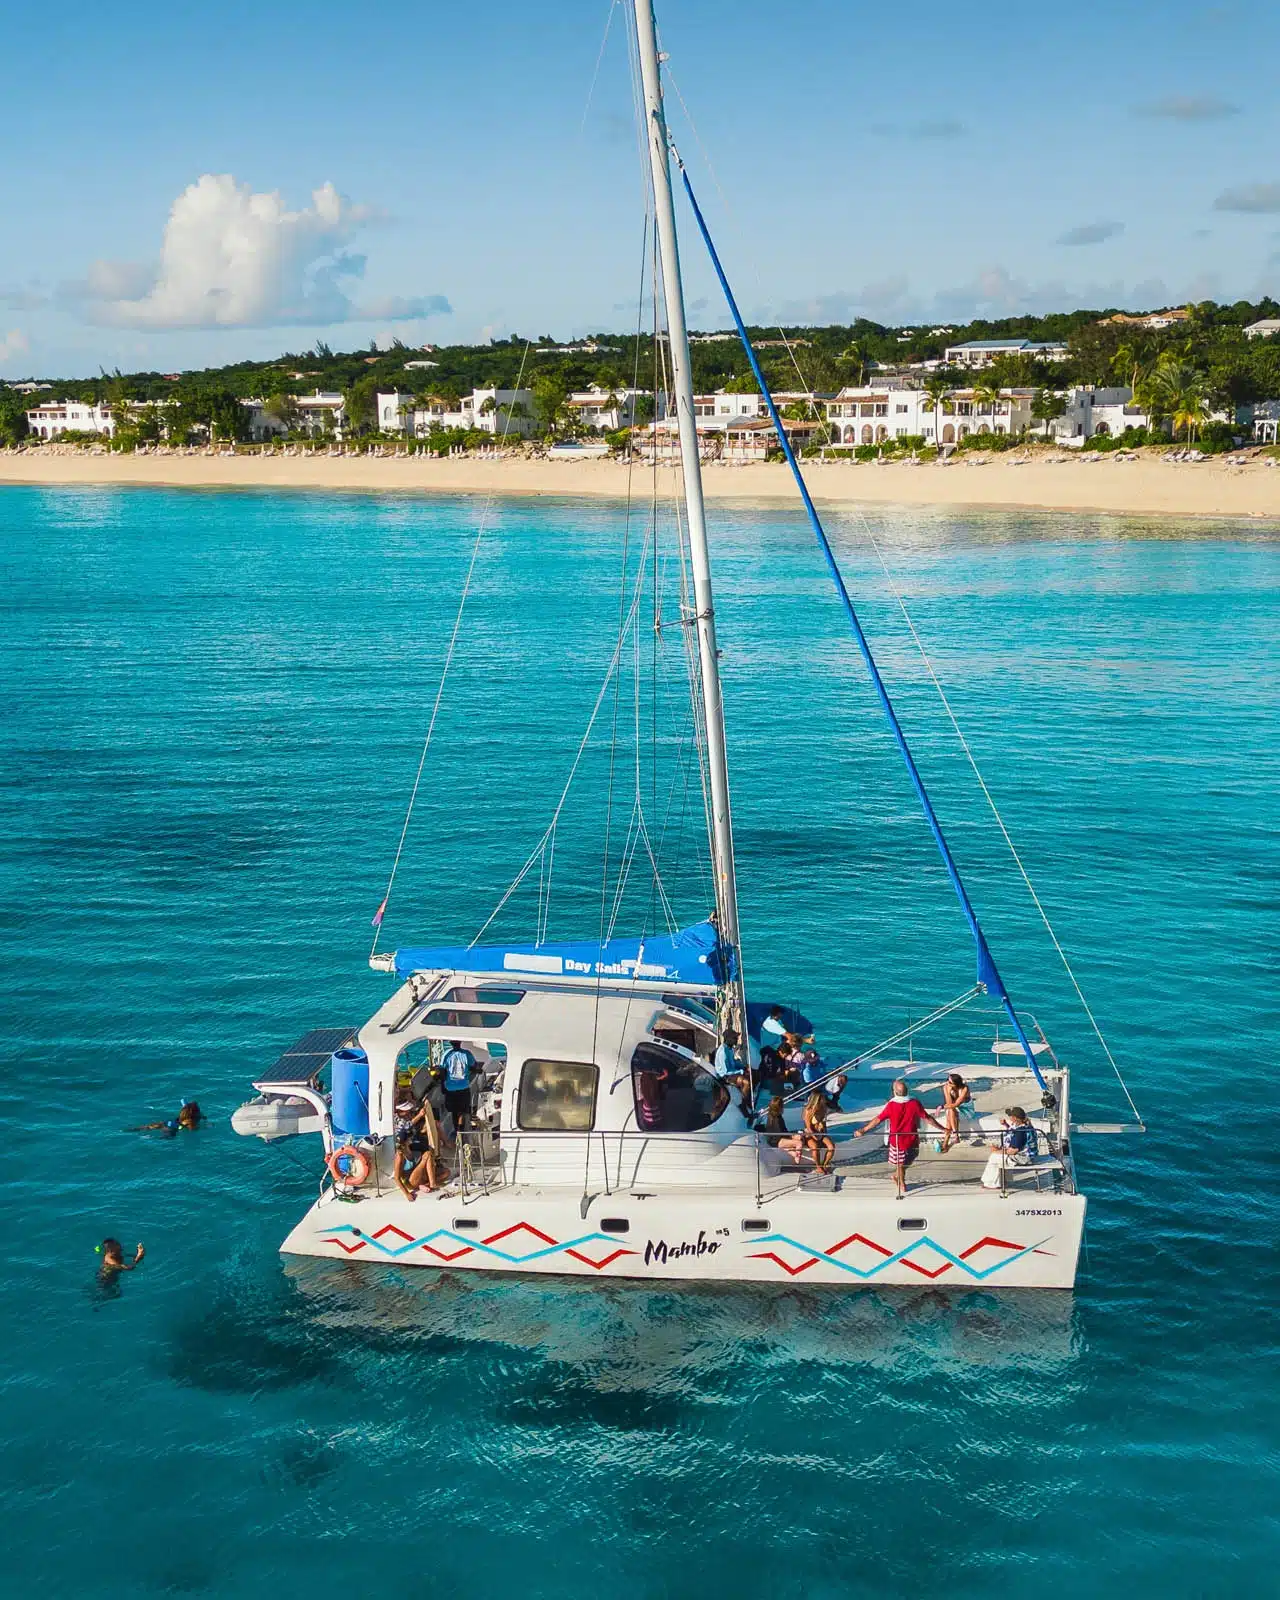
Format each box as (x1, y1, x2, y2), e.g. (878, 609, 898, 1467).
(897, 1218, 927, 1232)
(652, 1011, 716, 1058)
(517, 1059, 599, 1131)
(661, 994, 717, 1025)
(443, 986, 525, 1005)
(631, 1041, 728, 1134)
(741, 1218, 770, 1233)
(422, 1007, 509, 1029)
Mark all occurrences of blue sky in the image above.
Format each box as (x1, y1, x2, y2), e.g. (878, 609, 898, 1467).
(2, 0, 1278, 376)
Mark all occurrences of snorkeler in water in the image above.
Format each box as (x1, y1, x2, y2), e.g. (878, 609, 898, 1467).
(97, 1239, 144, 1278)
(131, 1101, 204, 1136)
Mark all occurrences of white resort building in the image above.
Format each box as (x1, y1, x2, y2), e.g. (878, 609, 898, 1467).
(691, 391, 767, 427)
(1100, 309, 1190, 332)
(824, 384, 1034, 445)
(825, 386, 932, 444)
(565, 386, 653, 431)
(1252, 400, 1280, 443)
(397, 387, 536, 438)
(1053, 386, 1149, 445)
(944, 338, 1069, 368)
(25, 400, 116, 439)
(294, 392, 346, 436)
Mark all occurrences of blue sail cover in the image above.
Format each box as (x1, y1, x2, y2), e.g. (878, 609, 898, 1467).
(393, 920, 727, 986)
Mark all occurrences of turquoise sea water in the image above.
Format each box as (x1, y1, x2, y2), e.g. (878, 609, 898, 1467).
(2, 484, 1277, 1597)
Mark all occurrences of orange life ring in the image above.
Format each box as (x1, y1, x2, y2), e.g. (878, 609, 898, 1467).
(327, 1145, 371, 1186)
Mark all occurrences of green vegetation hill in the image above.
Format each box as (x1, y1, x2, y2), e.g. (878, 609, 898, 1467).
(5, 298, 1280, 447)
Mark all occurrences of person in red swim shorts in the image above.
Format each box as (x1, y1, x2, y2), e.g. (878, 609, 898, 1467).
(857, 1078, 945, 1198)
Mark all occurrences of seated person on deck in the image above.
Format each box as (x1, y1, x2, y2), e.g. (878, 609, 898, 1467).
(635, 1067, 668, 1130)
(940, 1072, 972, 1152)
(980, 1106, 1040, 1188)
(394, 1094, 443, 1197)
(712, 1029, 752, 1107)
(800, 1091, 835, 1175)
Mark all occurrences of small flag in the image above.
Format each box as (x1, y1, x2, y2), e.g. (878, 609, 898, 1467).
(371, 897, 388, 928)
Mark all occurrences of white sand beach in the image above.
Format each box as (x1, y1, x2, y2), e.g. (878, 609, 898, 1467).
(3, 447, 1280, 522)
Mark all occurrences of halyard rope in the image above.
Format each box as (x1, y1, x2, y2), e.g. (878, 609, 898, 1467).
(370, 340, 534, 957)
(661, 66, 1142, 1122)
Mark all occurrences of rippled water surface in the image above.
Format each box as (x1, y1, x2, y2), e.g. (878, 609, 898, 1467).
(2, 486, 1277, 1597)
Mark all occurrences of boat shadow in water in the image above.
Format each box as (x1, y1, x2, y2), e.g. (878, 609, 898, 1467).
(280, 1258, 1082, 1397)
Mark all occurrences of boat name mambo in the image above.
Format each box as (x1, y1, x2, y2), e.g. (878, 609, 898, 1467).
(1015, 1208, 1063, 1217)
(644, 1232, 722, 1265)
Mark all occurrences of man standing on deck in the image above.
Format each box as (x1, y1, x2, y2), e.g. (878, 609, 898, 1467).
(857, 1078, 945, 1199)
(440, 1040, 478, 1144)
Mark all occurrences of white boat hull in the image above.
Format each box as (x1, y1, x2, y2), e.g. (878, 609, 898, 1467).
(281, 1186, 1086, 1289)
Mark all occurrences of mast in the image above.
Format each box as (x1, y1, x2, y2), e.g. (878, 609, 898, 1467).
(631, 0, 746, 1022)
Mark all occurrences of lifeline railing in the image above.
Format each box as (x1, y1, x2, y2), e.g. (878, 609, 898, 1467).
(442, 1119, 1073, 1205)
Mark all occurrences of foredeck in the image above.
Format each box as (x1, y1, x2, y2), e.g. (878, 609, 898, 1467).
(802, 1057, 1071, 1197)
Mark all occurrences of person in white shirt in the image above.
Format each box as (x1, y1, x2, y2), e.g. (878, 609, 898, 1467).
(711, 1028, 751, 1104)
(713, 1028, 743, 1077)
(760, 1007, 788, 1047)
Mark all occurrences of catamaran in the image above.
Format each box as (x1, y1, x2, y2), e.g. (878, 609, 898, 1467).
(233, 0, 1142, 1288)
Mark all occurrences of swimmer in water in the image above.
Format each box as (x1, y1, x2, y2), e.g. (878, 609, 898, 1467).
(132, 1101, 204, 1136)
(98, 1239, 144, 1278)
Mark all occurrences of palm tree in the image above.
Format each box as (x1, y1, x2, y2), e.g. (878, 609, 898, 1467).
(922, 374, 951, 448)
(1031, 388, 1066, 441)
(1171, 387, 1208, 446)
(1140, 355, 1207, 444)
(970, 372, 1001, 433)
(1112, 340, 1143, 395)
(840, 341, 866, 385)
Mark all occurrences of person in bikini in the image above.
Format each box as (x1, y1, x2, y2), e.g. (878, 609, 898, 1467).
(800, 1090, 835, 1174)
(394, 1096, 443, 1199)
(940, 1072, 972, 1152)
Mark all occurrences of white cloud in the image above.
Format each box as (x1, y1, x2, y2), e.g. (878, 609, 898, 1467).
(1136, 94, 1240, 121)
(765, 278, 910, 324)
(0, 328, 30, 367)
(1215, 182, 1280, 213)
(759, 266, 1205, 327)
(1056, 220, 1124, 246)
(65, 174, 450, 330)
(360, 293, 452, 320)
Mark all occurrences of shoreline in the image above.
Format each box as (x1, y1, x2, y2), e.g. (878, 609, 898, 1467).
(3, 448, 1280, 522)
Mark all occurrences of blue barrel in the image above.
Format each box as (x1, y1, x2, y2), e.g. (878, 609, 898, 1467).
(330, 1047, 370, 1139)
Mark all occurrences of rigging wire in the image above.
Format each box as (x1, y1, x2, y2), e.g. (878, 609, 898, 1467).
(594, 215, 647, 981)
(579, 0, 620, 135)
(851, 526, 1145, 1125)
(780, 985, 985, 1106)
(469, 534, 654, 947)
(369, 339, 534, 958)
(660, 71, 1142, 1118)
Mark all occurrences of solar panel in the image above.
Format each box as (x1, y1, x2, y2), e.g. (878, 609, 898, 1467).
(264, 1026, 358, 1085)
